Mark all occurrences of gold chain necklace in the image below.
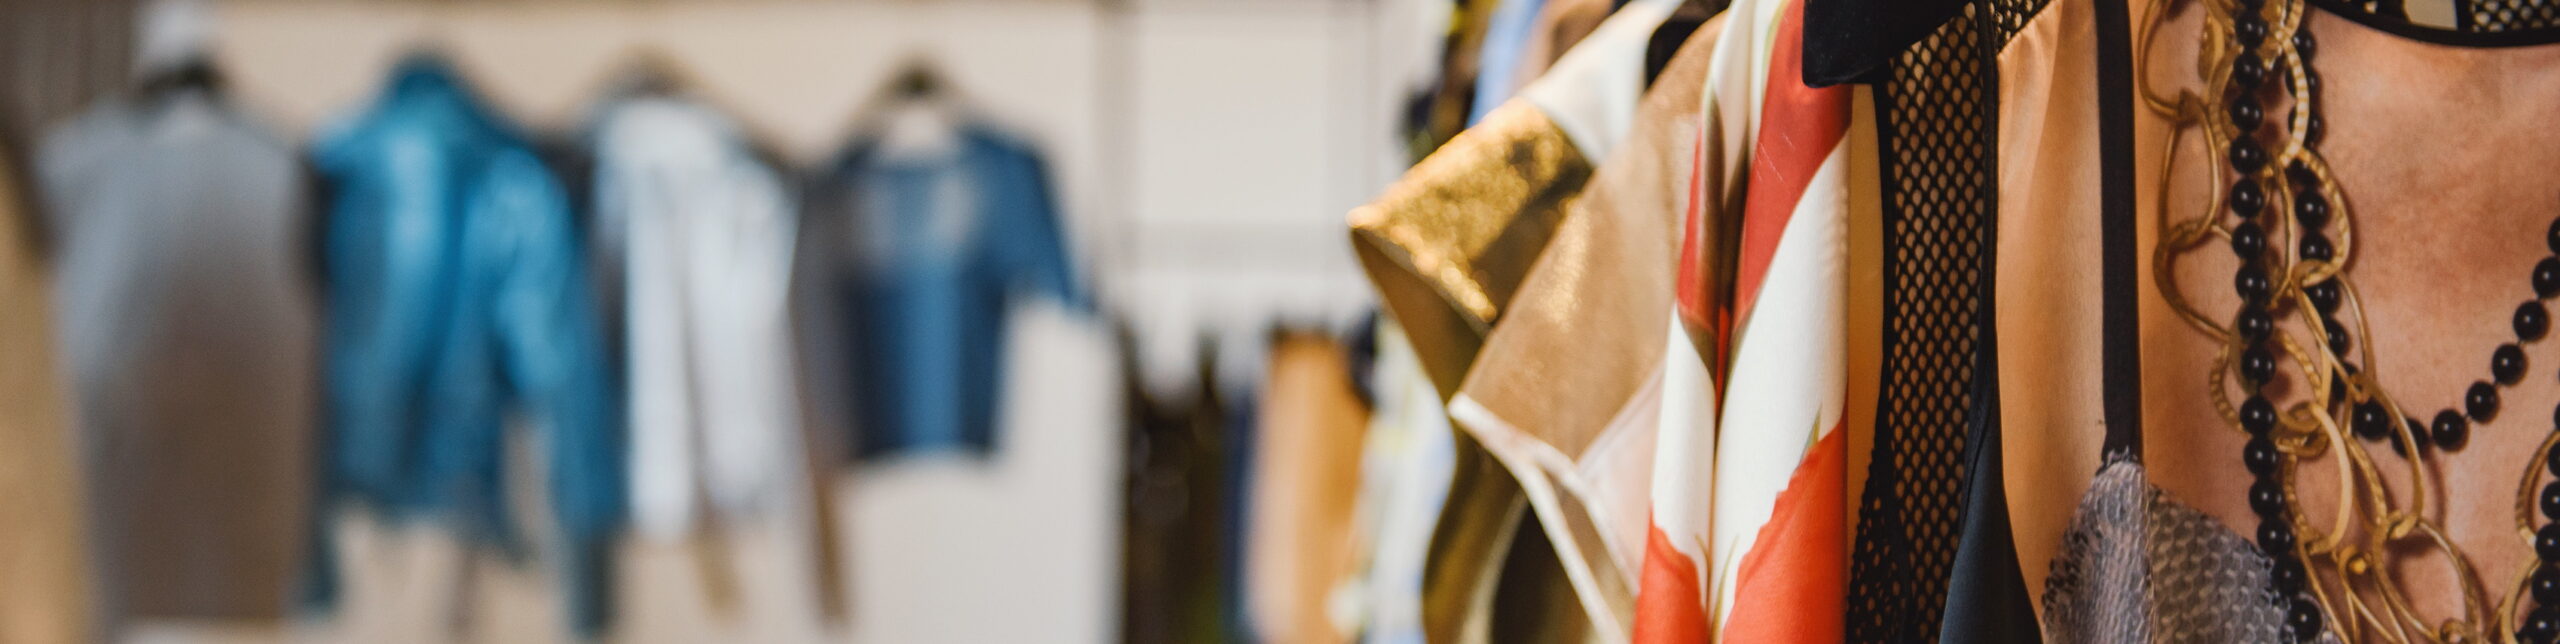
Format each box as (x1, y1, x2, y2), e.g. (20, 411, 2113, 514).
(2143, 0, 2560, 640)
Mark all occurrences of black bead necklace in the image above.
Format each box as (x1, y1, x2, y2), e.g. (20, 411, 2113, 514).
(2221, 3, 2560, 640)
(2520, 222, 2560, 643)
(2221, 2, 2325, 639)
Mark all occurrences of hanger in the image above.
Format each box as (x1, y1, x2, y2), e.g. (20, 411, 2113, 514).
(132, 0, 219, 103)
(850, 53, 958, 112)
(133, 55, 222, 103)
(893, 59, 943, 101)
(847, 54, 969, 160)
(614, 46, 692, 99)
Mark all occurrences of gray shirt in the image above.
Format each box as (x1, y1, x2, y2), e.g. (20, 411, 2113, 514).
(36, 89, 316, 622)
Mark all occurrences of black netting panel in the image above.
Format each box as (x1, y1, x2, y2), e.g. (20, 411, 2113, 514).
(1845, 0, 2025, 639)
(2462, 0, 2560, 31)
(1988, 0, 2048, 44)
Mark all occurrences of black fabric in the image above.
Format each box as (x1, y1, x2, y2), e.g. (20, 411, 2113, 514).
(2098, 0, 2141, 458)
(2326, 0, 2560, 41)
(1802, 0, 1971, 87)
(1938, 371, 2038, 642)
(1847, 0, 2065, 639)
(1117, 332, 1238, 644)
(1645, 12, 1708, 91)
(1848, 2, 2017, 641)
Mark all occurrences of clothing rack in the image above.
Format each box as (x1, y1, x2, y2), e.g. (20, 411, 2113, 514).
(178, 1, 1410, 642)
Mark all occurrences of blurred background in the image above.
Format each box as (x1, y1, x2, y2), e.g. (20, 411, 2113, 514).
(0, 0, 1446, 642)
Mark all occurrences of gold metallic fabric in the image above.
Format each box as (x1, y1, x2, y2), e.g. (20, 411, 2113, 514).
(1351, 101, 1592, 399)
(1417, 19, 1729, 642)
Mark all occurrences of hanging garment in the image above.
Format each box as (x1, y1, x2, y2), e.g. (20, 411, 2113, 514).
(805, 112, 1083, 459)
(1414, 0, 1507, 159)
(1438, 8, 1724, 641)
(1631, 0, 1888, 639)
(308, 56, 622, 636)
(1469, 0, 1554, 125)
(1241, 332, 1372, 644)
(588, 95, 803, 542)
(1867, 5, 2049, 644)
(1994, 0, 2291, 636)
(1780, 0, 2044, 640)
(1509, 0, 1616, 93)
(1118, 332, 1239, 644)
(0, 141, 93, 644)
(1338, 320, 1457, 644)
(35, 87, 317, 622)
(1989, 0, 2560, 640)
(1350, 0, 1692, 640)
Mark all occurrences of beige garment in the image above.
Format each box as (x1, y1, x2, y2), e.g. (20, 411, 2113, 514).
(1350, 3, 1695, 640)
(2001, 0, 2560, 627)
(0, 150, 93, 644)
(1991, 0, 2113, 621)
(1241, 333, 1372, 644)
(1445, 14, 1723, 633)
(1510, 0, 1617, 94)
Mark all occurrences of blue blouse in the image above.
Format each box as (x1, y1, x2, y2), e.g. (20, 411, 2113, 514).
(805, 122, 1084, 459)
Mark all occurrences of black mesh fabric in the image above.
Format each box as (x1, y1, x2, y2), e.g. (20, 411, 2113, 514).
(1988, 0, 2049, 43)
(1845, 0, 2058, 637)
(1844, 3, 2003, 642)
(2461, 0, 2560, 31)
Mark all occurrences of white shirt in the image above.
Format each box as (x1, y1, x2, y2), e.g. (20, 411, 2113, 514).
(592, 96, 804, 539)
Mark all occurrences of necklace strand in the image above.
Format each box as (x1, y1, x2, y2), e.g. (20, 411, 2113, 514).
(2149, 0, 2560, 639)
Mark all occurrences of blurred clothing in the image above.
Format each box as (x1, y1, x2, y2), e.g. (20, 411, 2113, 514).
(1412, 0, 1503, 160)
(1446, 9, 1721, 639)
(805, 113, 1082, 459)
(1117, 338, 1237, 644)
(1467, 0, 1549, 125)
(1241, 333, 1369, 644)
(35, 87, 316, 622)
(1348, 0, 1685, 639)
(589, 95, 803, 541)
(309, 56, 622, 635)
(1339, 322, 1452, 644)
(1510, 0, 1614, 92)
(0, 142, 93, 644)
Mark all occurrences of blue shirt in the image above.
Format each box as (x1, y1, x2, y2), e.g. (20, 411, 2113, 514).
(805, 120, 1083, 459)
(308, 56, 622, 635)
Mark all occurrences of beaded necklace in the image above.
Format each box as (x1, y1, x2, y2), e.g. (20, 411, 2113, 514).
(2146, 0, 2560, 639)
